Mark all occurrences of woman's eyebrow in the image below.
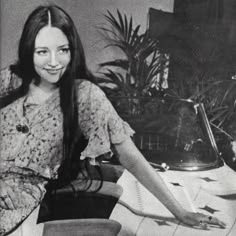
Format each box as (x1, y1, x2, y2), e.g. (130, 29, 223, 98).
(35, 43, 69, 49)
(34, 46, 48, 50)
(34, 44, 69, 49)
(58, 44, 70, 48)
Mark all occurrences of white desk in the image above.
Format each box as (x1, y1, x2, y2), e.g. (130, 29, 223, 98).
(110, 165, 236, 236)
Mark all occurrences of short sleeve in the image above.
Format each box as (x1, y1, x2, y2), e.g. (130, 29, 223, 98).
(0, 67, 22, 97)
(77, 80, 135, 164)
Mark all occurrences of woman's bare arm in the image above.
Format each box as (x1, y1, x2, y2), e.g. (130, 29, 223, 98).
(114, 137, 226, 228)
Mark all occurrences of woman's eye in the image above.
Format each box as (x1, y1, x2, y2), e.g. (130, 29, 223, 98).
(35, 50, 48, 56)
(59, 48, 70, 54)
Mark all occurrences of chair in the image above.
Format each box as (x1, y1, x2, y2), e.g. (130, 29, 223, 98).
(42, 218, 121, 236)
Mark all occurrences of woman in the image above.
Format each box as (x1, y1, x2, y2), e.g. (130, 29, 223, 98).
(0, 4, 226, 236)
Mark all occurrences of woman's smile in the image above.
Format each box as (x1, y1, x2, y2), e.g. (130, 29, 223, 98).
(45, 68, 63, 75)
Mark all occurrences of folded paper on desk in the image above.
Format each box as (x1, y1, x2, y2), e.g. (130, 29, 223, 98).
(117, 170, 196, 219)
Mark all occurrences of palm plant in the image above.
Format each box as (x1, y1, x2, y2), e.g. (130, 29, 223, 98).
(97, 10, 168, 98)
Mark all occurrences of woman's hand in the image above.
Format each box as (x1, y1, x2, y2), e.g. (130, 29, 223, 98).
(0, 179, 16, 210)
(178, 211, 226, 229)
(114, 139, 227, 230)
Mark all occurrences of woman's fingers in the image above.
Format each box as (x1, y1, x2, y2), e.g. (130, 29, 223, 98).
(5, 185, 17, 209)
(0, 197, 9, 209)
(197, 213, 226, 229)
(1, 194, 15, 210)
(181, 212, 226, 229)
(204, 215, 226, 228)
(0, 179, 16, 210)
(199, 221, 208, 230)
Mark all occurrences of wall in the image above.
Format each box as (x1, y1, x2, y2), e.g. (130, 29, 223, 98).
(0, 0, 174, 72)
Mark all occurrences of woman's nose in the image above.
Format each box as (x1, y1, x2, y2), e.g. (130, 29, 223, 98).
(48, 52, 59, 67)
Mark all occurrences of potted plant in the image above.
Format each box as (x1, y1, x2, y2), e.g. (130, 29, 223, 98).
(97, 10, 169, 118)
(96, 10, 207, 169)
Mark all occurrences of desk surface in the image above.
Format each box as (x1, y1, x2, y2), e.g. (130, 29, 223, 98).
(110, 165, 236, 236)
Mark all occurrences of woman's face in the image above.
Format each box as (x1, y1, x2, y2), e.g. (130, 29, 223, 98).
(33, 26, 71, 88)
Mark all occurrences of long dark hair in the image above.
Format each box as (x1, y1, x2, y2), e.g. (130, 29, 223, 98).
(3, 5, 102, 190)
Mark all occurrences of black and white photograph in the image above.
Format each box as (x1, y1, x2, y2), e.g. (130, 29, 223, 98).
(0, 0, 236, 235)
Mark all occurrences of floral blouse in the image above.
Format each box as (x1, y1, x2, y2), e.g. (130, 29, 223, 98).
(0, 67, 134, 179)
(0, 67, 134, 235)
